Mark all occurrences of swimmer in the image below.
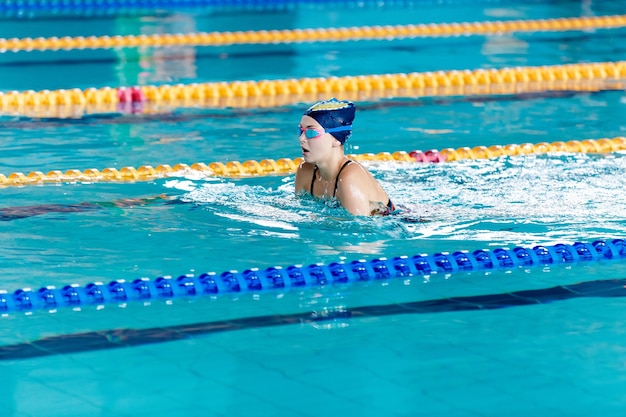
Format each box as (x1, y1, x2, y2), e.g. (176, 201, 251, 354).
(295, 98, 395, 216)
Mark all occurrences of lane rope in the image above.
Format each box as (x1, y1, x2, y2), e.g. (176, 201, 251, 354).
(1, 61, 625, 118)
(0, 0, 598, 15)
(2, 15, 626, 52)
(1, 239, 625, 314)
(1, 136, 624, 187)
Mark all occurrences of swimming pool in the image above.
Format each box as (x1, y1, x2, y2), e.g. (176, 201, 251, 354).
(2, 0, 626, 415)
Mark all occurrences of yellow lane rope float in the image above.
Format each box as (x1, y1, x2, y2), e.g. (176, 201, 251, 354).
(1, 137, 624, 187)
(1, 61, 625, 118)
(2, 15, 626, 52)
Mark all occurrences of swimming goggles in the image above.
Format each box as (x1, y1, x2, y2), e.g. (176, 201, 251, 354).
(298, 125, 351, 139)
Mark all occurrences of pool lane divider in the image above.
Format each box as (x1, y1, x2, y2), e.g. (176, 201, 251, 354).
(1, 239, 625, 315)
(1, 61, 625, 118)
(5, 276, 626, 360)
(1, 136, 624, 186)
(1, 0, 623, 15)
(3, 15, 626, 53)
(0, 0, 535, 14)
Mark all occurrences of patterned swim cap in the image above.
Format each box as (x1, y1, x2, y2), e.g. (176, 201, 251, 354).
(304, 98, 356, 144)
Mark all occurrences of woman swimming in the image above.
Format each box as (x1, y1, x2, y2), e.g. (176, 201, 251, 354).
(294, 98, 395, 216)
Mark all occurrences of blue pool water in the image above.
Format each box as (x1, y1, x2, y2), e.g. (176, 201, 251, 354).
(2, 0, 626, 416)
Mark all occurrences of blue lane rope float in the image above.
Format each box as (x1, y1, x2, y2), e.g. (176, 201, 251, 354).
(0, 0, 548, 14)
(6, 276, 626, 360)
(2, 239, 625, 314)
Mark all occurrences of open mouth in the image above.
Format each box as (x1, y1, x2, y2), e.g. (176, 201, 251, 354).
(301, 147, 310, 155)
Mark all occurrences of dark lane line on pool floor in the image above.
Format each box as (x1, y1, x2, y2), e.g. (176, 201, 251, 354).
(1, 277, 625, 360)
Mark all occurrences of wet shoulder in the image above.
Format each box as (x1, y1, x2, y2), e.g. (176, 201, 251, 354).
(338, 160, 369, 180)
(295, 162, 316, 194)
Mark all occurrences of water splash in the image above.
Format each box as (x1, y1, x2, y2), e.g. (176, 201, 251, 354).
(165, 152, 626, 253)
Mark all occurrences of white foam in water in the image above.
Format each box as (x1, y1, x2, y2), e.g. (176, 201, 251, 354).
(157, 153, 626, 246)
(373, 153, 626, 242)
(163, 179, 199, 192)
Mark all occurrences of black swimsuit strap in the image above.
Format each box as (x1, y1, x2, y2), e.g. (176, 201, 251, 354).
(310, 165, 319, 195)
(333, 160, 353, 197)
(310, 160, 353, 197)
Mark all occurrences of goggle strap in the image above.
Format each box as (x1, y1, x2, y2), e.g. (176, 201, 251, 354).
(298, 125, 352, 139)
(325, 125, 352, 133)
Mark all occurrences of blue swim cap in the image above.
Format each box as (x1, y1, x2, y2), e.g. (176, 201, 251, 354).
(304, 98, 356, 144)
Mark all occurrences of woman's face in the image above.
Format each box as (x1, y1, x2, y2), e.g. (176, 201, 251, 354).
(298, 115, 337, 164)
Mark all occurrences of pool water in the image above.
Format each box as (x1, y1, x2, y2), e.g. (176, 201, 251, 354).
(2, 0, 626, 416)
